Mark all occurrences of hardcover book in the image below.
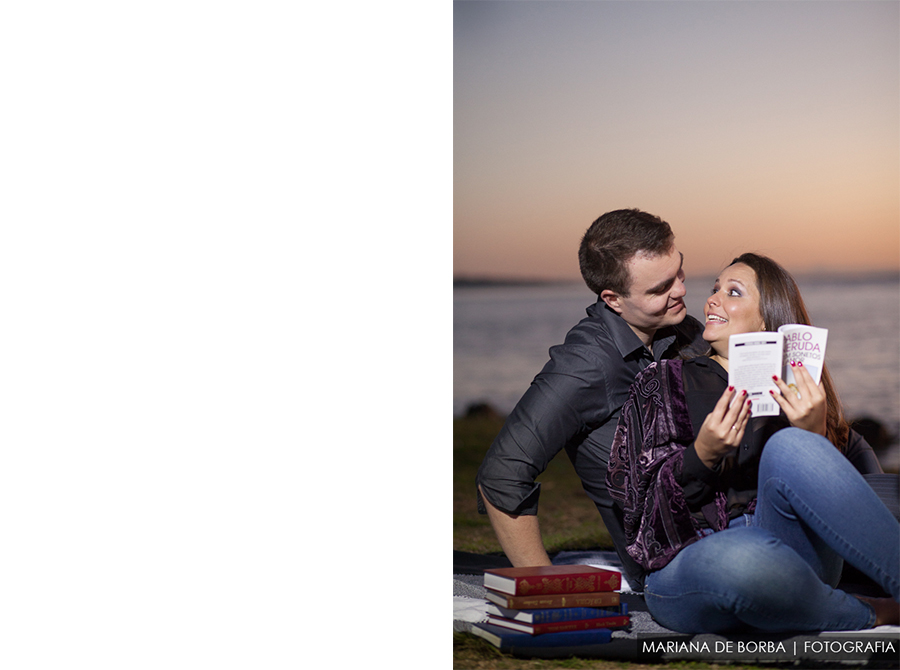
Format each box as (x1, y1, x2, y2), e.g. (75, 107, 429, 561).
(468, 622, 613, 650)
(486, 613, 630, 635)
(483, 565, 622, 596)
(484, 588, 621, 610)
(485, 602, 627, 624)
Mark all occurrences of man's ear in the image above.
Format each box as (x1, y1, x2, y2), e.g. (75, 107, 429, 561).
(600, 289, 622, 313)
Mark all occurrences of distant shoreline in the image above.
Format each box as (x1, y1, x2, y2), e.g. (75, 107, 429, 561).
(454, 270, 899, 289)
(453, 277, 582, 288)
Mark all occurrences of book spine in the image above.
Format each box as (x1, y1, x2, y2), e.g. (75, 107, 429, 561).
(489, 591, 621, 609)
(529, 605, 627, 623)
(486, 603, 627, 623)
(505, 627, 612, 648)
(530, 615, 629, 635)
(509, 572, 621, 595)
(488, 614, 630, 635)
(470, 622, 613, 649)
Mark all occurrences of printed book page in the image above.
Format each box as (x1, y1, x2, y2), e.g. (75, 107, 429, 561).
(728, 332, 783, 417)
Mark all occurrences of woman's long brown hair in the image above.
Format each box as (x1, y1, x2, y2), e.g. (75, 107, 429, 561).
(728, 253, 849, 450)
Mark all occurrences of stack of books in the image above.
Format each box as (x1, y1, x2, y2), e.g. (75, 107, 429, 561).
(469, 565, 629, 651)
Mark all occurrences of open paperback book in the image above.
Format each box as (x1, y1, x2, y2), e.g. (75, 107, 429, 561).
(728, 324, 827, 417)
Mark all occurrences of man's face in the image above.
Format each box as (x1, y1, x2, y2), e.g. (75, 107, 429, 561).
(602, 246, 687, 344)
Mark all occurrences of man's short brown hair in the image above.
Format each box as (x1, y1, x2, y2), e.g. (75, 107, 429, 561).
(578, 209, 675, 296)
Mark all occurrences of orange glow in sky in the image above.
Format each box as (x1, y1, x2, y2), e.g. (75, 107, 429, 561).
(454, 1, 899, 280)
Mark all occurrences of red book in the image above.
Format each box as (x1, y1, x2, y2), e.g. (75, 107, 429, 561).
(486, 613, 630, 635)
(483, 565, 622, 596)
(484, 588, 621, 610)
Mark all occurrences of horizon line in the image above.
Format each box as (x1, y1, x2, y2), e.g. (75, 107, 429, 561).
(454, 268, 900, 287)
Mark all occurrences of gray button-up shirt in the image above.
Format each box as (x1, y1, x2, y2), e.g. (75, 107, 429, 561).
(476, 300, 706, 516)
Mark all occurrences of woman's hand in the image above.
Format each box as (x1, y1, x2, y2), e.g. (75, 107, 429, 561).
(694, 386, 753, 469)
(770, 361, 827, 436)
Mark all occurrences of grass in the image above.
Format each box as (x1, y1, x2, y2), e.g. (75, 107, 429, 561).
(453, 413, 769, 670)
(453, 634, 768, 670)
(453, 413, 612, 556)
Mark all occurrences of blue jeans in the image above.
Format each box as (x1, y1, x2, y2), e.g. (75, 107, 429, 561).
(643, 428, 899, 633)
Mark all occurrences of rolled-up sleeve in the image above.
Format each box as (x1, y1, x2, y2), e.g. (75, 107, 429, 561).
(476, 343, 612, 516)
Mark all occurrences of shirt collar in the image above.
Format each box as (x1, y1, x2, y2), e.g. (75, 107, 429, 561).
(587, 300, 680, 361)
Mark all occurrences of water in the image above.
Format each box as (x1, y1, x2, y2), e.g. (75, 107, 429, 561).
(454, 276, 900, 464)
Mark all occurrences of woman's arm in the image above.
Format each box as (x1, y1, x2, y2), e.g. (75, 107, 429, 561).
(844, 430, 884, 475)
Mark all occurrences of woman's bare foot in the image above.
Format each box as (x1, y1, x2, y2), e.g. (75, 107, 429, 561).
(855, 595, 900, 626)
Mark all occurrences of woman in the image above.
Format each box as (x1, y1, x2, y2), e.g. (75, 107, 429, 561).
(606, 253, 898, 633)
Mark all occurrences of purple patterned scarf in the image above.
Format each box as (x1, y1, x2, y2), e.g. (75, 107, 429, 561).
(607, 360, 728, 571)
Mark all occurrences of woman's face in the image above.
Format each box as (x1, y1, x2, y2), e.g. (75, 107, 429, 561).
(703, 262, 766, 356)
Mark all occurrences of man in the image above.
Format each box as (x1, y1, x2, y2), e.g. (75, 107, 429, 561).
(476, 208, 706, 589)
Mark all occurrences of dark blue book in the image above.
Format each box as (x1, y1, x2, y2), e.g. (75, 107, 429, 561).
(468, 622, 613, 650)
(485, 602, 627, 624)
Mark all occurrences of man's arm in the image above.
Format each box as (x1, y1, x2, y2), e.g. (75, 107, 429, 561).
(475, 332, 613, 567)
(478, 485, 552, 567)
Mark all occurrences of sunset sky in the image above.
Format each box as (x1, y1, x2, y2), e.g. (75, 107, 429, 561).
(454, 0, 900, 280)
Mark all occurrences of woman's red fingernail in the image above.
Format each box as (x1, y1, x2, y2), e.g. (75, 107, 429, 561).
(747, 399, 752, 406)
(772, 375, 778, 381)
(728, 386, 734, 391)
(797, 361, 803, 367)
(790, 360, 796, 367)
(742, 390, 747, 396)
